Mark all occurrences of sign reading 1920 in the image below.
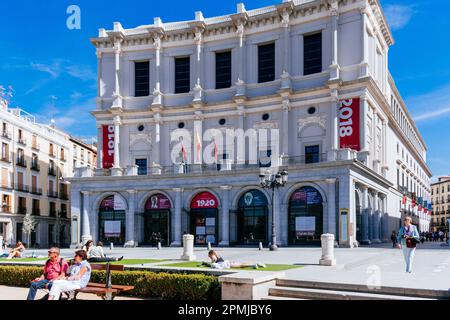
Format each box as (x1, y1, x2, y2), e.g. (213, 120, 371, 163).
(339, 98, 361, 151)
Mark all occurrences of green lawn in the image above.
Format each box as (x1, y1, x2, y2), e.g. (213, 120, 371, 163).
(159, 261, 303, 271)
(93, 259, 167, 265)
(0, 258, 48, 262)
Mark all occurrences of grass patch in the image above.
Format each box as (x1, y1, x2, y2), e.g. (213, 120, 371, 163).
(93, 259, 167, 265)
(0, 258, 48, 262)
(160, 261, 303, 271)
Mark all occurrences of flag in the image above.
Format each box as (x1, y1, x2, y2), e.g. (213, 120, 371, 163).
(418, 197, 423, 205)
(213, 139, 218, 163)
(195, 130, 202, 163)
(401, 195, 406, 205)
(181, 142, 187, 161)
(412, 198, 416, 208)
(424, 207, 428, 214)
(418, 205, 422, 212)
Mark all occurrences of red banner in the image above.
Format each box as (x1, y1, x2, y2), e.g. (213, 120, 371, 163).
(190, 192, 218, 209)
(145, 194, 171, 210)
(339, 98, 361, 151)
(102, 125, 115, 169)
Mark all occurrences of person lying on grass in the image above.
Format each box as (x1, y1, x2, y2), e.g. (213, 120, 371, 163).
(203, 250, 266, 269)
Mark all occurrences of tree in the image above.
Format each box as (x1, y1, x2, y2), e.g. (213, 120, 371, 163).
(22, 212, 37, 247)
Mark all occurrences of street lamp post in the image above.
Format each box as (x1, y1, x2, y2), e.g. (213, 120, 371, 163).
(259, 168, 288, 251)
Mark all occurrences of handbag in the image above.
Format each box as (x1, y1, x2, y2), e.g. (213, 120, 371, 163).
(406, 237, 416, 248)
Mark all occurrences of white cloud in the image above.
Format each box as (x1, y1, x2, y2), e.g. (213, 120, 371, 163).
(407, 84, 450, 122)
(384, 4, 414, 30)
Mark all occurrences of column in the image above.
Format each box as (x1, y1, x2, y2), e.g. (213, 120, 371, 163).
(372, 192, 381, 243)
(81, 191, 92, 243)
(152, 35, 162, 105)
(359, 6, 369, 78)
(152, 113, 162, 173)
(126, 190, 136, 245)
(69, 190, 81, 247)
(381, 195, 389, 242)
(112, 38, 123, 108)
(219, 186, 231, 246)
(235, 21, 246, 95)
(236, 104, 245, 166)
(326, 179, 337, 236)
(96, 49, 103, 110)
(330, 1, 340, 80)
(171, 188, 183, 246)
(281, 98, 289, 157)
(281, 9, 290, 75)
(361, 185, 370, 244)
(329, 90, 339, 161)
(194, 115, 203, 165)
(111, 115, 122, 176)
(273, 187, 281, 247)
(359, 95, 369, 164)
(95, 126, 103, 175)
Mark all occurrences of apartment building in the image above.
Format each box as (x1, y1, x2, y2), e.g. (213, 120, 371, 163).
(431, 177, 450, 233)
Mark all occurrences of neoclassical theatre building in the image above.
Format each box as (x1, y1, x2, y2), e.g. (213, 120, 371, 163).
(69, 0, 432, 248)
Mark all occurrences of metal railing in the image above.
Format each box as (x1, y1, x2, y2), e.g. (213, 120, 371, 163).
(1, 131, 11, 139)
(15, 184, 29, 193)
(59, 192, 69, 200)
(49, 210, 57, 217)
(48, 167, 57, 176)
(1, 205, 11, 213)
(31, 143, 40, 151)
(1, 156, 10, 163)
(17, 137, 26, 145)
(48, 190, 59, 198)
(30, 187, 42, 195)
(16, 157, 27, 167)
(32, 208, 40, 216)
(31, 162, 40, 171)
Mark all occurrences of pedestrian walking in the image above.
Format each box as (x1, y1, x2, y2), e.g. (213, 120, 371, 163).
(390, 231, 398, 248)
(396, 216, 420, 273)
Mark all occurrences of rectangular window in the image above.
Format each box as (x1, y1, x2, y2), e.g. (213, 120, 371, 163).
(134, 61, 150, 97)
(175, 57, 190, 94)
(135, 158, 147, 176)
(215, 51, 232, 89)
(258, 43, 275, 83)
(304, 32, 322, 75)
(305, 145, 320, 164)
(1, 143, 8, 161)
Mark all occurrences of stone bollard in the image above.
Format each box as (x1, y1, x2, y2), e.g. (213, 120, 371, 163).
(157, 241, 161, 250)
(258, 242, 263, 250)
(180, 234, 196, 261)
(110, 242, 114, 251)
(207, 242, 212, 251)
(319, 234, 336, 266)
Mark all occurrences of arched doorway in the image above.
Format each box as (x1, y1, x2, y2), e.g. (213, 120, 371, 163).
(288, 186, 323, 245)
(143, 194, 171, 246)
(190, 192, 219, 246)
(237, 190, 268, 245)
(355, 191, 362, 243)
(98, 195, 126, 245)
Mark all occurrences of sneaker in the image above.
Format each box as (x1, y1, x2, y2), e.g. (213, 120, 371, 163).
(257, 263, 266, 268)
(118, 256, 124, 261)
(253, 264, 259, 269)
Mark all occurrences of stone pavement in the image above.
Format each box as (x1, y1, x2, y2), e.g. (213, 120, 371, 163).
(1, 241, 449, 293)
(0, 285, 146, 300)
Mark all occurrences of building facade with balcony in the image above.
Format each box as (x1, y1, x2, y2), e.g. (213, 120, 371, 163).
(430, 177, 450, 233)
(0, 100, 97, 248)
(69, 0, 431, 248)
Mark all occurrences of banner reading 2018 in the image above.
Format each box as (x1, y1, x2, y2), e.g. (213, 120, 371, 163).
(338, 98, 360, 151)
(102, 125, 115, 169)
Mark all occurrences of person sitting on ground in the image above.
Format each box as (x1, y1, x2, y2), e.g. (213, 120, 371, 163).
(203, 250, 266, 269)
(27, 247, 69, 300)
(87, 241, 123, 263)
(82, 240, 93, 255)
(6, 241, 25, 259)
(48, 250, 91, 300)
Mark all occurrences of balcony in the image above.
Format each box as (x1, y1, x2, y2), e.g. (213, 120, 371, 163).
(15, 184, 29, 193)
(16, 157, 27, 168)
(49, 150, 56, 158)
(1, 156, 11, 163)
(1, 131, 11, 140)
(0, 183, 13, 190)
(31, 143, 40, 151)
(59, 210, 67, 218)
(31, 208, 40, 216)
(30, 187, 42, 195)
(17, 207, 27, 215)
(49, 210, 57, 217)
(31, 162, 40, 171)
(17, 137, 26, 146)
(1, 205, 11, 213)
(48, 167, 57, 176)
(59, 192, 69, 200)
(48, 190, 59, 198)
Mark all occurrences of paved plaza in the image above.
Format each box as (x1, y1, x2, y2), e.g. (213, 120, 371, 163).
(1, 241, 449, 297)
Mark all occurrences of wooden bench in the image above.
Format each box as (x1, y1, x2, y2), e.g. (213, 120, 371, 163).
(72, 263, 134, 300)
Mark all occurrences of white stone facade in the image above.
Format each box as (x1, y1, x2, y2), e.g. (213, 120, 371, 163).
(69, 0, 432, 248)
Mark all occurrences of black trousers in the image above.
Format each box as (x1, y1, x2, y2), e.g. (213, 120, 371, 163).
(88, 257, 116, 262)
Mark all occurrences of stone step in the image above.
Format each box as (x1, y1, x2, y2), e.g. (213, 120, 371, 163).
(276, 279, 450, 299)
(261, 295, 306, 301)
(268, 287, 435, 300)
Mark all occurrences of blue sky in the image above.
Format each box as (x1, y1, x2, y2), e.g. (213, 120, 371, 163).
(0, 0, 449, 178)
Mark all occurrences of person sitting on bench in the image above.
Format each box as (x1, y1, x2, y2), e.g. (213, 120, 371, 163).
(87, 241, 123, 263)
(27, 247, 69, 300)
(48, 250, 91, 300)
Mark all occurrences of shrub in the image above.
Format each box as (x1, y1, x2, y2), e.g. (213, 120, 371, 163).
(0, 266, 220, 300)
